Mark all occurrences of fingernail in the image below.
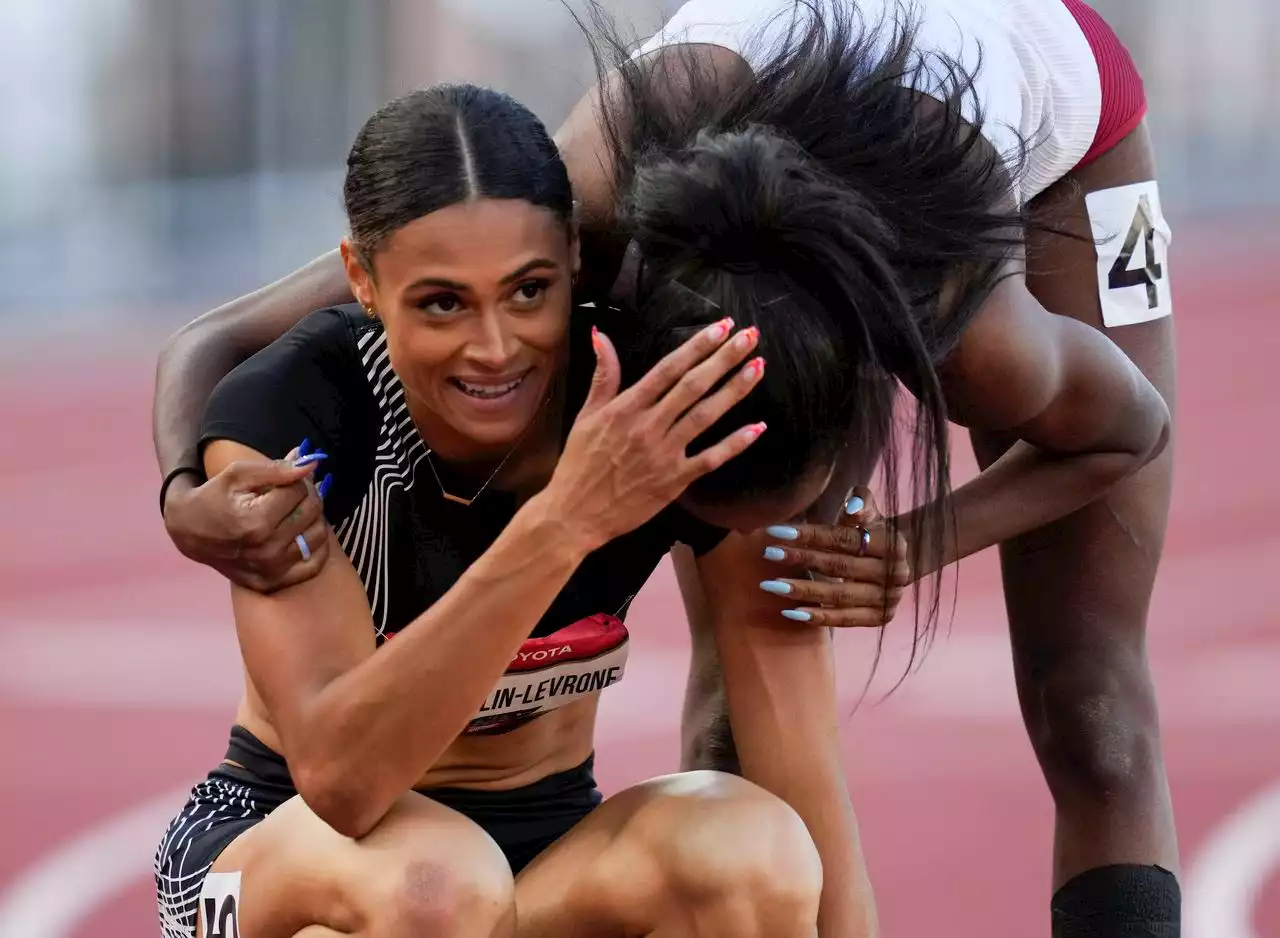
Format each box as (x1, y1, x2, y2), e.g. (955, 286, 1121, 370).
(736, 326, 759, 349)
(782, 609, 812, 622)
(763, 546, 786, 561)
(293, 452, 328, 468)
(703, 319, 730, 340)
(317, 473, 333, 500)
(298, 438, 312, 457)
(591, 325, 601, 352)
(844, 495, 864, 516)
(766, 525, 798, 540)
(741, 356, 765, 381)
(760, 579, 792, 596)
(743, 421, 767, 442)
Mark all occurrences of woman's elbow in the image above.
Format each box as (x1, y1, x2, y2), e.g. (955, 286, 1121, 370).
(1127, 382, 1172, 468)
(292, 757, 386, 840)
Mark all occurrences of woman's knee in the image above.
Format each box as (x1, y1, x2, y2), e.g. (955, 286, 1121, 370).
(631, 772, 823, 922)
(1026, 651, 1164, 799)
(214, 792, 515, 937)
(367, 851, 514, 937)
(356, 793, 515, 936)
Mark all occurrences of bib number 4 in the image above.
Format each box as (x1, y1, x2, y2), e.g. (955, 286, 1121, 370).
(1107, 194, 1163, 310)
(1085, 181, 1173, 328)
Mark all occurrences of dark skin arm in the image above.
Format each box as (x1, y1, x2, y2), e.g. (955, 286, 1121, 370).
(155, 251, 353, 479)
(156, 252, 354, 589)
(912, 259, 1171, 576)
(706, 260, 1171, 625)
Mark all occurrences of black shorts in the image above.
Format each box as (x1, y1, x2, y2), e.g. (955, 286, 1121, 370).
(153, 726, 601, 938)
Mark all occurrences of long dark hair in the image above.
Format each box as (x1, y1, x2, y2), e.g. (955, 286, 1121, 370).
(576, 1, 1037, 674)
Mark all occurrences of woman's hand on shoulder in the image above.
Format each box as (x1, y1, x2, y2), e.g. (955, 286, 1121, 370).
(754, 487, 912, 628)
(164, 444, 330, 592)
(540, 321, 766, 554)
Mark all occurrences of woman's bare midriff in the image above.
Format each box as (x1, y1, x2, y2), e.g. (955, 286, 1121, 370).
(232, 691, 600, 793)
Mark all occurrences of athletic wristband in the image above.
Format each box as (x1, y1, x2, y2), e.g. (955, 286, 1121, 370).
(159, 466, 206, 517)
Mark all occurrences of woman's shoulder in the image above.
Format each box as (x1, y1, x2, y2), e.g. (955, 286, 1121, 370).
(221, 304, 376, 395)
(278, 303, 379, 356)
(200, 304, 381, 461)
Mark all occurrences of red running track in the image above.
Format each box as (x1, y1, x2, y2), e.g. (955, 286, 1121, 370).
(1, 219, 1277, 937)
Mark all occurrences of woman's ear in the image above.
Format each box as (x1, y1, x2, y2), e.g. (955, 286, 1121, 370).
(339, 238, 378, 316)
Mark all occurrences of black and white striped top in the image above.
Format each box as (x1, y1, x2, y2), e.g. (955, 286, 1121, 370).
(200, 304, 727, 645)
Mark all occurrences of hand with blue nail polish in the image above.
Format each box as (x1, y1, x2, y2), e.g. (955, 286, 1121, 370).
(759, 579, 793, 596)
(755, 486, 912, 627)
(163, 436, 332, 593)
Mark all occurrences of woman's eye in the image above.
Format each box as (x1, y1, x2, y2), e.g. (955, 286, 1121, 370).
(419, 294, 461, 315)
(511, 279, 549, 306)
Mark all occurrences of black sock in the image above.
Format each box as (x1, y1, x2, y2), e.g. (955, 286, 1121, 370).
(1051, 865, 1181, 937)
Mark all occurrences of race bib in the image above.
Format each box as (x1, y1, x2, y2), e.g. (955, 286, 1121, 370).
(199, 871, 241, 938)
(1085, 180, 1173, 328)
(465, 613, 629, 734)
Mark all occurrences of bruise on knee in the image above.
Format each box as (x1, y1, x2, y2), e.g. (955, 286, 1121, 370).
(402, 857, 453, 912)
(382, 855, 512, 936)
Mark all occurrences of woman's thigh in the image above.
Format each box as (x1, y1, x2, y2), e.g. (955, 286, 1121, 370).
(985, 121, 1176, 659)
(513, 770, 822, 938)
(199, 792, 515, 938)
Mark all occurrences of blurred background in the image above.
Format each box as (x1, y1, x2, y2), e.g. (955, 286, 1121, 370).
(1, 1, 1277, 936)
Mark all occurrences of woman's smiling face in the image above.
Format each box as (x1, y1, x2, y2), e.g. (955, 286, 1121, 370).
(343, 197, 579, 458)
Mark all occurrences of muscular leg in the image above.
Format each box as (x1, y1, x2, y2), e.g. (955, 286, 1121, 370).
(514, 771, 822, 937)
(199, 792, 515, 937)
(972, 122, 1180, 931)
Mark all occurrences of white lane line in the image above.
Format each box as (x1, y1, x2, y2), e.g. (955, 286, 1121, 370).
(1184, 779, 1280, 938)
(0, 788, 190, 938)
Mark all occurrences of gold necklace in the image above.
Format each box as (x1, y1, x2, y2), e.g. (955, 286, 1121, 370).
(422, 392, 554, 507)
(423, 446, 518, 507)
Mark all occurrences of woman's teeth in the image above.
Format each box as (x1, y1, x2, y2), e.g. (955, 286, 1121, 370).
(453, 374, 527, 399)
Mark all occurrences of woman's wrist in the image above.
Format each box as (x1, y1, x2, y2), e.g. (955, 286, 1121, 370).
(159, 466, 205, 519)
(515, 487, 602, 565)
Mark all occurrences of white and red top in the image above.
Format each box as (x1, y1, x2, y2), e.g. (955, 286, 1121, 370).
(636, 0, 1146, 204)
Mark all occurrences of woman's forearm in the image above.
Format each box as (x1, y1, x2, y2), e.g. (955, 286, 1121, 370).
(908, 439, 1155, 578)
(681, 537, 876, 936)
(277, 492, 595, 838)
(922, 286, 1172, 578)
(724, 631, 874, 937)
(153, 250, 351, 480)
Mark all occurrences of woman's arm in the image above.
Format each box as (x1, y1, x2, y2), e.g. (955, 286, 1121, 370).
(157, 253, 354, 586)
(676, 538, 877, 938)
(905, 264, 1171, 578)
(215, 439, 592, 840)
(155, 251, 352, 482)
